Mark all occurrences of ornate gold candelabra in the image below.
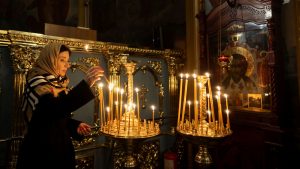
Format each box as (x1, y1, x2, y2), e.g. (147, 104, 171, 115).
(176, 73, 232, 167)
(98, 62, 160, 168)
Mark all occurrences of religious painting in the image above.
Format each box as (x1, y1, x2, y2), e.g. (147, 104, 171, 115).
(248, 93, 262, 109)
(208, 22, 272, 111)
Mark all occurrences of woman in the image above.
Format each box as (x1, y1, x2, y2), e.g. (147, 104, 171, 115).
(16, 42, 104, 169)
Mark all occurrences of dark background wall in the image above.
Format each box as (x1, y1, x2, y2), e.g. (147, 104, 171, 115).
(0, 0, 186, 49)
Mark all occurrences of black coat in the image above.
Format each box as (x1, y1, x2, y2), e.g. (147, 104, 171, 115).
(16, 80, 95, 169)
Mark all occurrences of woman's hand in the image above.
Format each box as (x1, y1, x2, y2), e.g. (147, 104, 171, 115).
(77, 123, 92, 136)
(85, 66, 104, 87)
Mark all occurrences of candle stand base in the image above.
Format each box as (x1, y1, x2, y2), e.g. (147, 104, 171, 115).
(177, 130, 232, 169)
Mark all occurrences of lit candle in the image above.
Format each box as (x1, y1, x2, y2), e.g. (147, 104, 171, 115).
(98, 83, 104, 126)
(198, 82, 203, 123)
(106, 107, 110, 132)
(206, 73, 215, 124)
(124, 104, 127, 132)
(206, 94, 211, 123)
(151, 105, 155, 130)
(188, 100, 191, 129)
(224, 94, 229, 111)
(177, 73, 183, 127)
(132, 103, 136, 129)
(109, 83, 114, 121)
(207, 110, 211, 124)
(115, 88, 120, 120)
(135, 88, 140, 123)
(226, 109, 230, 129)
(181, 74, 189, 127)
(120, 88, 124, 121)
(193, 74, 198, 129)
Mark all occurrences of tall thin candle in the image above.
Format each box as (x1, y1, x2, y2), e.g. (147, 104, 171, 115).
(135, 88, 140, 123)
(216, 86, 223, 128)
(207, 94, 211, 123)
(151, 105, 155, 130)
(98, 83, 104, 126)
(120, 89, 124, 121)
(206, 73, 215, 123)
(177, 73, 183, 127)
(109, 83, 114, 121)
(181, 74, 189, 127)
(226, 109, 230, 129)
(224, 94, 229, 111)
(188, 100, 191, 129)
(193, 74, 198, 129)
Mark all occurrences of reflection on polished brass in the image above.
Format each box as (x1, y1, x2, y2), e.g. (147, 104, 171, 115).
(112, 139, 159, 169)
(72, 137, 96, 149)
(194, 145, 212, 166)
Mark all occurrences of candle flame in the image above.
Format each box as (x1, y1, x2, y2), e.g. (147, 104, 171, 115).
(151, 105, 155, 111)
(108, 83, 114, 90)
(193, 73, 197, 78)
(185, 73, 189, 78)
(180, 73, 183, 78)
(120, 88, 124, 94)
(98, 83, 104, 88)
(135, 88, 139, 93)
(205, 72, 210, 77)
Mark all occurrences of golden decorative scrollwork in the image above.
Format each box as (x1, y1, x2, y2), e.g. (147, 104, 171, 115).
(107, 53, 128, 74)
(9, 45, 41, 73)
(147, 61, 162, 74)
(140, 84, 149, 109)
(4, 30, 182, 57)
(70, 57, 100, 73)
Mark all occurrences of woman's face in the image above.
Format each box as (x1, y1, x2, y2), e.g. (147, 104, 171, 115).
(56, 51, 70, 76)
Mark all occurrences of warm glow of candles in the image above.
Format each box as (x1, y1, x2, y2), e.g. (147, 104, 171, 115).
(224, 94, 229, 110)
(198, 82, 203, 122)
(193, 74, 198, 129)
(181, 74, 189, 127)
(124, 104, 127, 131)
(226, 109, 230, 129)
(98, 83, 104, 125)
(135, 88, 140, 124)
(106, 107, 110, 132)
(188, 100, 191, 129)
(206, 72, 215, 123)
(207, 110, 211, 124)
(151, 105, 155, 129)
(115, 87, 120, 120)
(178, 73, 183, 126)
(109, 83, 114, 121)
(132, 104, 136, 128)
(206, 94, 210, 123)
(120, 88, 124, 120)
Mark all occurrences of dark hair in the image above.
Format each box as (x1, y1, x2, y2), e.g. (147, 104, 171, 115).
(60, 45, 71, 55)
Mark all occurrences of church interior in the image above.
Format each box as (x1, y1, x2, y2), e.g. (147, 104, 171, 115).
(0, 0, 300, 168)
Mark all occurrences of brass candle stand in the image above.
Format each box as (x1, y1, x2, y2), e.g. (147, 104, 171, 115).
(98, 62, 160, 168)
(176, 73, 232, 167)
